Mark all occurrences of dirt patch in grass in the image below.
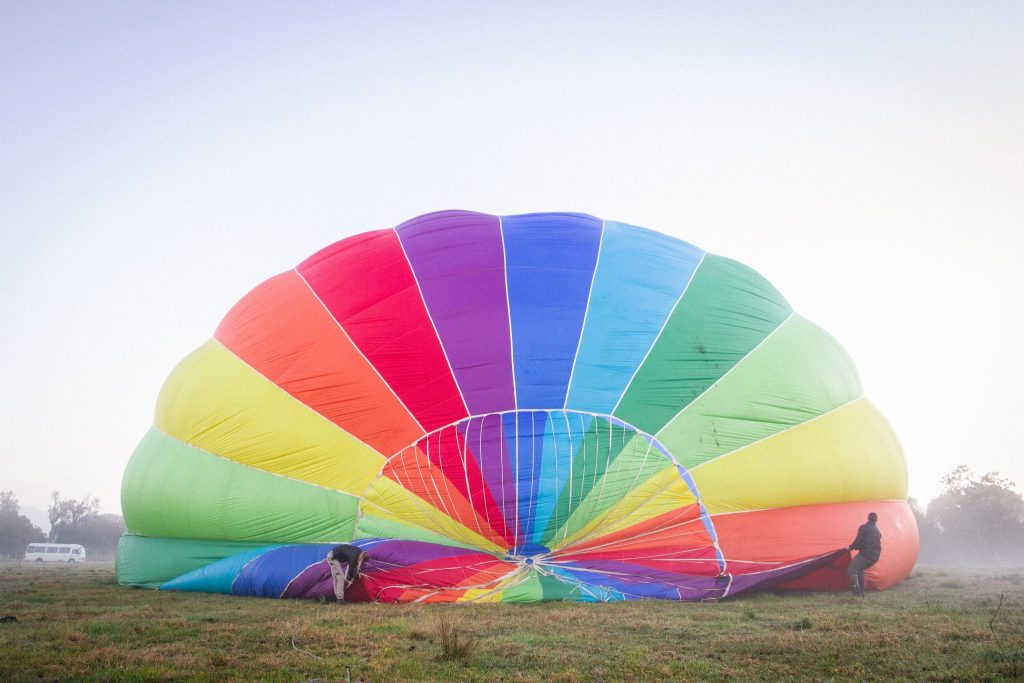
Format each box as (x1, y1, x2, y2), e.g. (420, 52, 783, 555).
(1, 562, 1023, 681)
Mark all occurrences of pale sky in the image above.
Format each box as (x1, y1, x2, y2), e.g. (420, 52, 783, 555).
(2, 2, 1022, 515)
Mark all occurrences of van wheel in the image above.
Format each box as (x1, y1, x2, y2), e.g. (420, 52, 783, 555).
(35, 558, 43, 562)
(68, 558, 76, 564)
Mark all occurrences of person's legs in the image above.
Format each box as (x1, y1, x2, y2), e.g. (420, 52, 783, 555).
(859, 559, 877, 596)
(848, 554, 870, 596)
(327, 558, 346, 602)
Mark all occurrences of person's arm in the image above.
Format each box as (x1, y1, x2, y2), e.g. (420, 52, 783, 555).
(848, 525, 864, 551)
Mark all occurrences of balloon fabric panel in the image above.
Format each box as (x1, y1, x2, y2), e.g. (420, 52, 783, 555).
(712, 500, 919, 590)
(160, 546, 277, 594)
(117, 535, 277, 588)
(358, 474, 505, 555)
(690, 398, 906, 515)
(549, 439, 681, 546)
(297, 229, 468, 432)
(502, 213, 602, 409)
(503, 412, 549, 548)
(214, 270, 424, 456)
(122, 428, 359, 542)
(613, 254, 792, 435)
(655, 314, 862, 470)
(565, 221, 704, 414)
(396, 211, 515, 416)
(530, 411, 594, 544)
(154, 340, 385, 495)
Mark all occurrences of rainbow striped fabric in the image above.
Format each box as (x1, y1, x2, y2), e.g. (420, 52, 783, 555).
(118, 211, 918, 602)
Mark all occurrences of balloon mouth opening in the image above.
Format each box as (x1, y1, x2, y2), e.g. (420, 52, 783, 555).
(358, 408, 717, 548)
(503, 542, 551, 565)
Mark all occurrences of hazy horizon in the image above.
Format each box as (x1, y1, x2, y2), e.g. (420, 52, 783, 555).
(2, 2, 1022, 516)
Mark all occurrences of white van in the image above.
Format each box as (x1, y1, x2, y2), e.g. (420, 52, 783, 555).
(24, 543, 87, 563)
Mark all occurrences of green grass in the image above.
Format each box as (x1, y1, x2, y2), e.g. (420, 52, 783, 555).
(1, 563, 1022, 681)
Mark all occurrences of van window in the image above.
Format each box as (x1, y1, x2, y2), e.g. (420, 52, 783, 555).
(72, 548, 81, 555)
(47, 547, 58, 553)
(27, 545, 38, 553)
(59, 547, 70, 553)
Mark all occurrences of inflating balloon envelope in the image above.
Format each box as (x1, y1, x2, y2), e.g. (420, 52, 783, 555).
(118, 211, 919, 602)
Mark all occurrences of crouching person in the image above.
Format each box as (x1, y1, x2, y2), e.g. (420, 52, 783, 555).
(326, 544, 369, 603)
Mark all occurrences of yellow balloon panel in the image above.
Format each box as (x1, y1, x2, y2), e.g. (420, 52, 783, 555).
(690, 398, 906, 515)
(360, 476, 505, 555)
(155, 339, 385, 495)
(557, 464, 697, 548)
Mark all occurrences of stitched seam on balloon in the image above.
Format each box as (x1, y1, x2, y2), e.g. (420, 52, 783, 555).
(401, 434, 461, 539)
(681, 469, 728, 575)
(452, 421, 488, 541)
(582, 414, 614, 540)
(554, 512, 710, 557)
(279, 557, 332, 598)
(563, 219, 606, 410)
(424, 427, 497, 547)
(356, 494, 495, 556)
(574, 412, 605, 546)
(229, 550, 281, 594)
(476, 414, 502, 543)
(653, 310, 798, 435)
(422, 427, 475, 541)
(375, 452, 495, 553)
(552, 427, 659, 548)
(205, 336, 390, 468)
(145, 425, 358, 540)
(392, 227, 472, 419)
(292, 267, 428, 437)
(610, 250, 708, 416)
(357, 417, 508, 554)
(393, 562, 529, 603)
(686, 395, 866, 475)
(498, 215, 518, 409)
(513, 412, 520, 549)
(555, 472, 694, 552)
(707, 497, 907, 518)
(453, 564, 533, 603)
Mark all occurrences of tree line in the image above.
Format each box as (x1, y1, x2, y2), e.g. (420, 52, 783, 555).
(912, 465, 1024, 566)
(0, 491, 125, 560)
(2, 465, 1023, 564)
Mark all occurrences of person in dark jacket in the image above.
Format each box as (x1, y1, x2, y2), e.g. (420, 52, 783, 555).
(326, 544, 369, 603)
(847, 512, 882, 597)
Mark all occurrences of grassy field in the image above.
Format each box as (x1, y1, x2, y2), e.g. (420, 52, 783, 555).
(1, 563, 1022, 682)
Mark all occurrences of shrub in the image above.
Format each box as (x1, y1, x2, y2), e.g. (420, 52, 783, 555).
(792, 617, 812, 631)
(436, 614, 477, 663)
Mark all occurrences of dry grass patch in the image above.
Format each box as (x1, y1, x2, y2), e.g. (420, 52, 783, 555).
(435, 614, 477, 663)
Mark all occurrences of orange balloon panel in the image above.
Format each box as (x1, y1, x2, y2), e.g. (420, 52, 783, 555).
(712, 500, 919, 590)
(215, 270, 424, 456)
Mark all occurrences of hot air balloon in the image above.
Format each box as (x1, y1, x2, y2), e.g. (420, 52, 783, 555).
(117, 210, 918, 602)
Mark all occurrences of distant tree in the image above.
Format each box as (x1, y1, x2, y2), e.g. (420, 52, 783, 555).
(0, 491, 46, 560)
(68, 513, 125, 559)
(924, 465, 1024, 566)
(47, 491, 100, 537)
(47, 492, 125, 559)
(908, 496, 941, 564)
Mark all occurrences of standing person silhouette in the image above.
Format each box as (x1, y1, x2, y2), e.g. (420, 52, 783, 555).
(847, 512, 882, 597)
(326, 544, 369, 603)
